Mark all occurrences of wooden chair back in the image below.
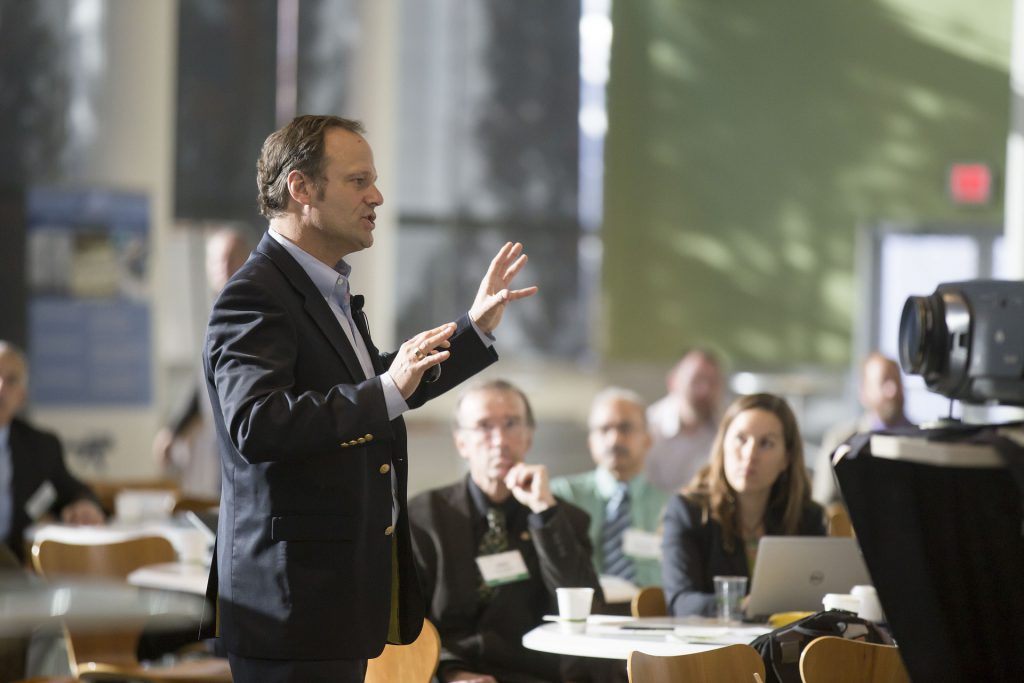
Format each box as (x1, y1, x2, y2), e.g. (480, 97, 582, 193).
(29, 537, 232, 682)
(31, 536, 177, 579)
(630, 586, 667, 618)
(799, 636, 910, 683)
(628, 644, 767, 682)
(171, 496, 220, 516)
(364, 618, 441, 683)
(826, 503, 854, 537)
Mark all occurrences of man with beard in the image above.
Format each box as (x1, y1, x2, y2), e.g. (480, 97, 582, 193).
(812, 352, 913, 506)
(644, 349, 725, 493)
(552, 388, 668, 589)
(408, 379, 602, 683)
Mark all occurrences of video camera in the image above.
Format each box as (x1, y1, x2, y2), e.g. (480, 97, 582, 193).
(899, 279, 1024, 406)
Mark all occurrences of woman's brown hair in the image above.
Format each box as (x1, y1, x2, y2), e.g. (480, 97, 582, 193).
(683, 393, 812, 552)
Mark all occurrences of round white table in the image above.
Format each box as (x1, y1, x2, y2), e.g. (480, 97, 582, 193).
(522, 616, 771, 660)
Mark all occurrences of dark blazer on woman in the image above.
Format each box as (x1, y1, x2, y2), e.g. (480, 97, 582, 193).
(662, 492, 825, 616)
(203, 233, 497, 662)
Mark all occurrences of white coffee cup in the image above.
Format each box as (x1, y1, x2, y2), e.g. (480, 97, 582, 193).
(822, 592, 861, 612)
(555, 587, 594, 633)
(851, 585, 884, 622)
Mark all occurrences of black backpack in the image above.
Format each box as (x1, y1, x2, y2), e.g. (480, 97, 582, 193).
(749, 609, 893, 683)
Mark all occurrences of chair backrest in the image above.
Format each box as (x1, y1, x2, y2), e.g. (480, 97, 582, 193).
(364, 618, 441, 683)
(826, 502, 854, 537)
(799, 636, 910, 683)
(171, 496, 220, 516)
(628, 644, 766, 683)
(631, 586, 667, 618)
(31, 536, 177, 579)
(30, 536, 178, 676)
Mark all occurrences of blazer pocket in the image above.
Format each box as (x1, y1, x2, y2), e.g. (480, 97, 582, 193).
(271, 514, 357, 542)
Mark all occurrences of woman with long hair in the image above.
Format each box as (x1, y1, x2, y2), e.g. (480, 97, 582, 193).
(662, 392, 825, 616)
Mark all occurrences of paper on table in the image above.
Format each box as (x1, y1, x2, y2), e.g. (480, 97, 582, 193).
(672, 622, 771, 645)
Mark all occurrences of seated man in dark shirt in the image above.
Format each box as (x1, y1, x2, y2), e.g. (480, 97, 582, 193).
(409, 379, 604, 683)
(0, 341, 104, 562)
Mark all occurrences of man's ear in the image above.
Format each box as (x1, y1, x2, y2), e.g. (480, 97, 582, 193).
(286, 169, 312, 207)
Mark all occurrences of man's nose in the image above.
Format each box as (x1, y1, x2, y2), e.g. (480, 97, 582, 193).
(369, 185, 384, 207)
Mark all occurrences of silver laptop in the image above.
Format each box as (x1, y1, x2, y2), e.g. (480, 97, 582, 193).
(744, 536, 871, 618)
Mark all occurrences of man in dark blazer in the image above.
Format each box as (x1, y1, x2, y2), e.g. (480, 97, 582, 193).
(204, 115, 537, 682)
(409, 379, 605, 683)
(0, 342, 104, 563)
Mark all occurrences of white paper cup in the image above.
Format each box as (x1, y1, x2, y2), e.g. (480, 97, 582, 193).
(555, 587, 594, 633)
(851, 585, 884, 622)
(713, 575, 747, 622)
(115, 490, 176, 523)
(822, 592, 861, 613)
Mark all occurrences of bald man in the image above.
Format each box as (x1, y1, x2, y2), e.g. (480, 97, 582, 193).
(812, 352, 913, 506)
(0, 341, 103, 561)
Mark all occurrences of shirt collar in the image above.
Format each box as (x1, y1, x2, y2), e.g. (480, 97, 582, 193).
(595, 466, 638, 500)
(466, 475, 519, 519)
(268, 228, 352, 300)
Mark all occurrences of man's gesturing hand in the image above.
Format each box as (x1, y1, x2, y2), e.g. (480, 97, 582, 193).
(389, 322, 456, 399)
(469, 242, 538, 335)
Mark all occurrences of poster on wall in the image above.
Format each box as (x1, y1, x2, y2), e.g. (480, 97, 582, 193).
(26, 188, 151, 406)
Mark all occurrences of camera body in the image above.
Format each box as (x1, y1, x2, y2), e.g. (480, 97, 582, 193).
(899, 280, 1024, 406)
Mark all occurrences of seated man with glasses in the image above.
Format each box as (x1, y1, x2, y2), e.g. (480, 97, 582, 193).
(551, 388, 669, 592)
(408, 379, 604, 683)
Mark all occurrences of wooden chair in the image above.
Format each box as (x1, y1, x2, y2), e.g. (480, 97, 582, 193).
(171, 496, 220, 516)
(826, 502, 854, 538)
(364, 618, 440, 683)
(628, 644, 766, 683)
(30, 537, 231, 682)
(799, 636, 910, 683)
(630, 586, 667, 618)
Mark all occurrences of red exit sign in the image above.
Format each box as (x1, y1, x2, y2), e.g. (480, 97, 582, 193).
(948, 163, 993, 205)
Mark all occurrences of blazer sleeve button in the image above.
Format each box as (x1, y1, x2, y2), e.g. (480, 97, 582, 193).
(364, 434, 374, 441)
(384, 525, 394, 536)
(379, 463, 391, 475)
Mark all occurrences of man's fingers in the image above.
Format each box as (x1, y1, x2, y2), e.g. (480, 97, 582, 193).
(501, 253, 528, 282)
(506, 286, 538, 301)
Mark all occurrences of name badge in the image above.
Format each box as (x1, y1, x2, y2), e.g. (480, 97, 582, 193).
(25, 480, 58, 521)
(476, 550, 530, 587)
(622, 528, 662, 560)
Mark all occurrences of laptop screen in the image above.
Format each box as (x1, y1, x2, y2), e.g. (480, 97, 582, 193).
(744, 536, 871, 618)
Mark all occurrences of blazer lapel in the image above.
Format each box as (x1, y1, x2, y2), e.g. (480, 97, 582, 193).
(256, 234, 367, 381)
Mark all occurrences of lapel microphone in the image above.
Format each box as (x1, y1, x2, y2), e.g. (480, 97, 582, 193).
(351, 295, 441, 384)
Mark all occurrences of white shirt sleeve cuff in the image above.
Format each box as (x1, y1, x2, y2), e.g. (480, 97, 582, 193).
(380, 372, 410, 420)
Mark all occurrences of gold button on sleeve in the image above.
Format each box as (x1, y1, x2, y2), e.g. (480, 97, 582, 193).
(384, 525, 394, 536)
(364, 434, 374, 441)
(379, 463, 391, 475)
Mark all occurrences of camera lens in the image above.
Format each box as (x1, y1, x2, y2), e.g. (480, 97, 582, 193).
(899, 294, 946, 377)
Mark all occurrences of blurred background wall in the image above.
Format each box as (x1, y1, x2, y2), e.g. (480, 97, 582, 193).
(0, 0, 1014, 493)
